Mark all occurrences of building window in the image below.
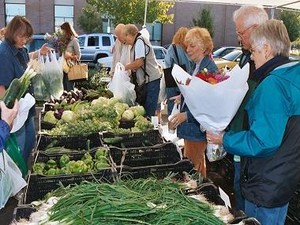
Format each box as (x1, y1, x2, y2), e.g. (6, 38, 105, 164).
(5, 3, 25, 24)
(54, 5, 74, 30)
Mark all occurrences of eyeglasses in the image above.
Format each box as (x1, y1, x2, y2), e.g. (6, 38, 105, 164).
(17, 35, 32, 43)
(236, 24, 255, 37)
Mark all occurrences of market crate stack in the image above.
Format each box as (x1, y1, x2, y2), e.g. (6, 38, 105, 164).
(24, 147, 114, 204)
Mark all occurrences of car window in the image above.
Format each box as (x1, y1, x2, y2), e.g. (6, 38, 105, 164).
(154, 48, 166, 60)
(87, 36, 99, 46)
(102, 36, 111, 46)
(78, 36, 85, 47)
(213, 47, 226, 57)
(222, 51, 242, 61)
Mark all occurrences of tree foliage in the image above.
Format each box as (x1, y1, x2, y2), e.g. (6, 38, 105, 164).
(78, 5, 103, 33)
(192, 7, 214, 38)
(85, 0, 174, 25)
(279, 10, 300, 42)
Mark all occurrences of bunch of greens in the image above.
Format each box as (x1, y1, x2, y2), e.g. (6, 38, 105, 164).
(48, 178, 224, 225)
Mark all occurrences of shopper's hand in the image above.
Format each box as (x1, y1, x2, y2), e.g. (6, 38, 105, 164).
(206, 131, 224, 145)
(39, 43, 52, 55)
(169, 94, 181, 104)
(169, 112, 186, 128)
(0, 100, 19, 129)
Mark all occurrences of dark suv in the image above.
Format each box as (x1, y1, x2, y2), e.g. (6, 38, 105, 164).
(26, 34, 47, 53)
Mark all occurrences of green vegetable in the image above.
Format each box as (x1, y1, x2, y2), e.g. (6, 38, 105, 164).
(95, 147, 108, 159)
(2, 79, 22, 108)
(47, 168, 57, 176)
(32, 162, 46, 173)
(48, 178, 224, 225)
(59, 154, 70, 168)
(1, 67, 36, 108)
(61, 110, 76, 123)
(94, 161, 109, 170)
(102, 137, 123, 145)
(121, 109, 135, 121)
(83, 158, 94, 171)
(82, 152, 93, 161)
(46, 159, 57, 169)
(43, 111, 58, 124)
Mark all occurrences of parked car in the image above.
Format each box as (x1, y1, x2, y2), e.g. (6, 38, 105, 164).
(214, 49, 243, 70)
(97, 45, 167, 72)
(213, 46, 241, 59)
(78, 33, 115, 65)
(26, 34, 47, 53)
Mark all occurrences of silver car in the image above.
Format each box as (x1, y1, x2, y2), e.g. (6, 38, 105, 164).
(97, 45, 167, 71)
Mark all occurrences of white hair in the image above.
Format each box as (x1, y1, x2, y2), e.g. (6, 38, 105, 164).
(233, 5, 269, 28)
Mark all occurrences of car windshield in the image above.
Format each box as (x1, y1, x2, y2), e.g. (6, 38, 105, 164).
(222, 50, 242, 61)
(213, 47, 226, 56)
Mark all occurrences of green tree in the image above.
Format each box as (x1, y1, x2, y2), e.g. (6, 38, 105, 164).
(192, 7, 214, 37)
(78, 5, 103, 33)
(279, 10, 300, 42)
(85, 0, 174, 25)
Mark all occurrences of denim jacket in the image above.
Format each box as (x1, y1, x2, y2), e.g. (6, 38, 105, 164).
(177, 55, 218, 141)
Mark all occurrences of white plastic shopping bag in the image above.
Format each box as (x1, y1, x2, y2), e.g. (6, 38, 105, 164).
(172, 63, 249, 161)
(0, 150, 27, 209)
(40, 51, 64, 99)
(108, 62, 136, 105)
(11, 93, 36, 133)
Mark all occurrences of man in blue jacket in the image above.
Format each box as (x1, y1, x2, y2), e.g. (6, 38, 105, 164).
(0, 100, 19, 151)
(207, 19, 300, 225)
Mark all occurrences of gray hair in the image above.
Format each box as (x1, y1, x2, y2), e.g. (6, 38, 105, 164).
(233, 5, 269, 28)
(250, 19, 291, 57)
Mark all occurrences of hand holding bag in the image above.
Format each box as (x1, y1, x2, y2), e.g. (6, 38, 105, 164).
(108, 62, 136, 105)
(67, 61, 88, 81)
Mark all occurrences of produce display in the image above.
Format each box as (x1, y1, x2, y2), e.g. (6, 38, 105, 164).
(41, 96, 154, 135)
(8, 69, 240, 225)
(15, 178, 235, 225)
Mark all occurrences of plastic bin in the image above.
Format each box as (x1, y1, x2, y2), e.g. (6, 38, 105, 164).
(13, 205, 37, 221)
(109, 142, 181, 167)
(25, 148, 114, 204)
(35, 132, 102, 151)
(117, 159, 195, 180)
(24, 169, 114, 204)
(100, 129, 164, 148)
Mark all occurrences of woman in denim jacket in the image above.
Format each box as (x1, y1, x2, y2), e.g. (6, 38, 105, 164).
(169, 27, 218, 177)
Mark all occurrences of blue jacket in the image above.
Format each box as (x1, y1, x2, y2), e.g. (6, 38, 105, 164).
(224, 61, 300, 207)
(0, 120, 11, 152)
(177, 55, 218, 141)
(165, 44, 194, 74)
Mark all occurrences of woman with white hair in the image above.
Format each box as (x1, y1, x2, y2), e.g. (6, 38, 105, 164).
(207, 19, 300, 225)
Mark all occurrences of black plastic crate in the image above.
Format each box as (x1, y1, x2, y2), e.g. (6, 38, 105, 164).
(35, 132, 102, 151)
(32, 147, 109, 165)
(117, 159, 194, 180)
(109, 142, 181, 167)
(186, 182, 225, 206)
(24, 169, 114, 204)
(100, 129, 164, 148)
(118, 119, 135, 129)
(13, 205, 37, 221)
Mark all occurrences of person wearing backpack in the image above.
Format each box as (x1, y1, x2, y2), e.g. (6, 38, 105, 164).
(164, 27, 194, 116)
(207, 19, 300, 225)
(123, 24, 161, 118)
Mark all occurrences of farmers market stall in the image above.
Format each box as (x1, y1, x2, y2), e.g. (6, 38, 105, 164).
(0, 69, 271, 225)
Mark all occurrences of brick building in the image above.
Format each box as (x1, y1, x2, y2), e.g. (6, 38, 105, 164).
(0, 0, 273, 48)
